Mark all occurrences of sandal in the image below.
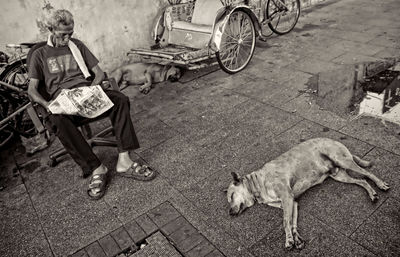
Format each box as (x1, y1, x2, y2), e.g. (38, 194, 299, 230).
(87, 170, 110, 200)
(117, 162, 157, 181)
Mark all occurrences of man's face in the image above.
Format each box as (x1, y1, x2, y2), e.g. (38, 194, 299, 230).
(52, 24, 74, 47)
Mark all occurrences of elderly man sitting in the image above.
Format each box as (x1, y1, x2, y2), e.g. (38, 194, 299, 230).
(28, 9, 156, 200)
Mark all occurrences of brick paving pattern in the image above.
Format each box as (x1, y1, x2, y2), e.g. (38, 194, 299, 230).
(69, 201, 222, 257)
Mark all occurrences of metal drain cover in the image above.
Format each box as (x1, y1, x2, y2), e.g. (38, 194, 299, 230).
(129, 232, 182, 257)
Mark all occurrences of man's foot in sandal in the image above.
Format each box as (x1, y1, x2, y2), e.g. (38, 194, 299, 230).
(87, 166, 109, 200)
(117, 162, 156, 181)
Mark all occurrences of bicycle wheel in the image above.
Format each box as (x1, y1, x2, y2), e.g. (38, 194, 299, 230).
(266, 0, 300, 35)
(0, 59, 36, 138)
(0, 58, 29, 91)
(216, 10, 256, 74)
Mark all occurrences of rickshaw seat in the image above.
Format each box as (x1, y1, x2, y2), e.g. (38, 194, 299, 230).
(167, 0, 223, 49)
(172, 21, 213, 34)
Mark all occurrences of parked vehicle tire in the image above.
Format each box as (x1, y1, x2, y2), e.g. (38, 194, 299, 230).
(216, 10, 256, 74)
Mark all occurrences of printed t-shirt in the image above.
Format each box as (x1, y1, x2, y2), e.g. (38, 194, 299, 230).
(28, 39, 99, 99)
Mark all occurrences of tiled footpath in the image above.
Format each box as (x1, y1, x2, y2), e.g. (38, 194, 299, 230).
(1, 0, 400, 256)
(69, 202, 222, 257)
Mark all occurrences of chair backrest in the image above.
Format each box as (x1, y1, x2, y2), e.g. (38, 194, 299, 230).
(27, 42, 51, 101)
(191, 0, 223, 25)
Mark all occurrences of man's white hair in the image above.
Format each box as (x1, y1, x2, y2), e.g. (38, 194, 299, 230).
(45, 9, 74, 31)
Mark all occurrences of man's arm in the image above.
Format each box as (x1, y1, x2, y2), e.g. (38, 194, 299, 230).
(27, 78, 50, 111)
(90, 64, 105, 87)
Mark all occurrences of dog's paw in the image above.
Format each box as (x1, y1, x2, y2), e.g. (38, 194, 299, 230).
(378, 182, 390, 191)
(139, 85, 151, 94)
(285, 239, 295, 250)
(370, 192, 379, 202)
(294, 232, 305, 250)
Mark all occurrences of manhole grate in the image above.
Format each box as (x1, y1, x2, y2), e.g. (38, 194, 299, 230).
(129, 231, 182, 257)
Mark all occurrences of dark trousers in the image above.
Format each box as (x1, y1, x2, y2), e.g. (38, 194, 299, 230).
(45, 90, 140, 177)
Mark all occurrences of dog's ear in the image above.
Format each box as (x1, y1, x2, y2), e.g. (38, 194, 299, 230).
(231, 172, 242, 184)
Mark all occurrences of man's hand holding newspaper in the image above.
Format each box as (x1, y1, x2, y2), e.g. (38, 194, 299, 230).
(48, 85, 114, 119)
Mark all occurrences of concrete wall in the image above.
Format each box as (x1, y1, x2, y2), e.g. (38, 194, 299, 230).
(0, 0, 170, 72)
(0, 0, 327, 73)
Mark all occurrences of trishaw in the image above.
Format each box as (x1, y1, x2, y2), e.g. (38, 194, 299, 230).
(129, 0, 300, 74)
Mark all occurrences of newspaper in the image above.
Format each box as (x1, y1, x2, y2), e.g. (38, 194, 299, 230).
(48, 85, 114, 118)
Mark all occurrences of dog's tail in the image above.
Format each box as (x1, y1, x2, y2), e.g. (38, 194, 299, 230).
(353, 155, 373, 168)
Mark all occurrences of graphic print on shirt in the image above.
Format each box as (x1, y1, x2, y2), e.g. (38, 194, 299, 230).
(47, 54, 78, 74)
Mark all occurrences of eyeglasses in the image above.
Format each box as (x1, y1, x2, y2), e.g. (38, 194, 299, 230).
(54, 30, 74, 38)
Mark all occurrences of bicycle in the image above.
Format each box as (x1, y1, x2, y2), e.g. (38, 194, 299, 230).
(0, 43, 38, 148)
(263, 0, 301, 35)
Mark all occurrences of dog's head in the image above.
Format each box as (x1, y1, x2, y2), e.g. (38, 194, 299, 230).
(166, 66, 182, 82)
(226, 172, 255, 216)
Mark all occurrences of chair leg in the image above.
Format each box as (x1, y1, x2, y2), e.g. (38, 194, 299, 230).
(48, 125, 117, 167)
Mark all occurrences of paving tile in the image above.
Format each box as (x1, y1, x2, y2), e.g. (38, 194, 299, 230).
(161, 216, 191, 236)
(268, 119, 375, 157)
(22, 158, 85, 204)
(350, 197, 400, 256)
(281, 93, 349, 130)
(139, 135, 224, 191)
(70, 249, 89, 257)
(98, 234, 120, 257)
(124, 220, 147, 243)
(205, 249, 225, 257)
(183, 85, 250, 115)
(104, 173, 176, 223)
(169, 186, 264, 257)
(181, 167, 281, 246)
(339, 116, 400, 155)
(137, 119, 177, 149)
(147, 201, 181, 227)
(0, 184, 53, 257)
(85, 241, 107, 257)
(364, 147, 400, 201)
(249, 212, 375, 257)
(298, 177, 387, 237)
(176, 233, 205, 253)
(229, 71, 312, 108)
(368, 35, 400, 49)
(332, 53, 382, 65)
(186, 239, 215, 257)
(285, 57, 343, 74)
(34, 188, 121, 257)
(111, 226, 135, 251)
(169, 223, 198, 244)
(135, 214, 158, 236)
(329, 40, 386, 56)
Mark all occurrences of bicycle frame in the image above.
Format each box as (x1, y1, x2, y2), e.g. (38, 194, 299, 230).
(0, 44, 44, 137)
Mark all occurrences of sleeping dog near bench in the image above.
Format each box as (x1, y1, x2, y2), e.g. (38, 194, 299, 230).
(226, 137, 389, 250)
(110, 63, 181, 94)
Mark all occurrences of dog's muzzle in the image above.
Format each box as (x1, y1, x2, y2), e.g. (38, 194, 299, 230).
(229, 203, 244, 216)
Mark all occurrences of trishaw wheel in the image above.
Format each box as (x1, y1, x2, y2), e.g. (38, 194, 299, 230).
(216, 10, 256, 74)
(0, 59, 36, 138)
(266, 0, 300, 35)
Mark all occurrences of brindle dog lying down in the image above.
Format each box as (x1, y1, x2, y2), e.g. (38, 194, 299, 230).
(226, 138, 390, 250)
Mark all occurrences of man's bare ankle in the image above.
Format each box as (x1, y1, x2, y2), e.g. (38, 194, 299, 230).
(93, 164, 107, 175)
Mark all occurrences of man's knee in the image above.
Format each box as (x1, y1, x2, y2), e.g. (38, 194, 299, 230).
(46, 114, 72, 134)
(109, 91, 130, 107)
